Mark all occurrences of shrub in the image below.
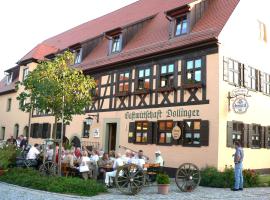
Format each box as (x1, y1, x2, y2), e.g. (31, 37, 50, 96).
(0, 145, 19, 169)
(156, 173, 170, 185)
(0, 168, 107, 196)
(243, 169, 259, 187)
(200, 166, 259, 188)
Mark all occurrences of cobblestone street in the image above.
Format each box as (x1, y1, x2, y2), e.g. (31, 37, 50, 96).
(1, 182, 270, 200)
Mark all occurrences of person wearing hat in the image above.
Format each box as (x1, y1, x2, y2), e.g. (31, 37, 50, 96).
(154, 150, 164, 167)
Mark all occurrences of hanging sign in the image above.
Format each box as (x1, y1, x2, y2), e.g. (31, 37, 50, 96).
(93, 129, 100, 138)
(232, 97, 249, 114)
(172, 125, 181, 140)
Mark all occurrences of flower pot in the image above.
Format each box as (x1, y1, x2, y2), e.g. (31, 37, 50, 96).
(157, 184, 170, 195)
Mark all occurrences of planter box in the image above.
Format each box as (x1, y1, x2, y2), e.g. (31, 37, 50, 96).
(157, 184, 170, 195)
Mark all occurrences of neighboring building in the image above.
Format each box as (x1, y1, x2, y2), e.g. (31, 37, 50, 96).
(0, 0, 270, 172)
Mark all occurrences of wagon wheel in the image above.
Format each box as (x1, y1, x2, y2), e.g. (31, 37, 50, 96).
(115, 164, 145, 195)
(39, 161, 58, 176)
(175, 163, 200, 192)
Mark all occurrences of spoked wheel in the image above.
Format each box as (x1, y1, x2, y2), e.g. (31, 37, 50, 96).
(115, 164, 145, 195)
(39, 161, 58, 176)
(175, 163, 201, 192)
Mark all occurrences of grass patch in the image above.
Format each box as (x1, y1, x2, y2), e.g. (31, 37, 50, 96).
(258, 175, 270, 187)
(0, 168, 107, 196)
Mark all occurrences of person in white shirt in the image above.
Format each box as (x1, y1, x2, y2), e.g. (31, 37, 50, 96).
(121, 150, 131, 164)
(154, 150, 164, 167)
(26, 144, 40, 160)
(90, 150, 100, 162)
(47, 145, 54, 161)
(105, 152, 124, 187)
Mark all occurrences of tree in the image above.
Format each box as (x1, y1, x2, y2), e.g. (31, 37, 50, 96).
(17, 51, 96, 139)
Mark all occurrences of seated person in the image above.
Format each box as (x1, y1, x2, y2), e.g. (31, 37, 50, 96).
(90, 150, 100, 162)
(46, 145, 54, 161)
(74, 147, 82, 160)
(98, 153, 113, 179)
(105, 152, 124, 187)
(109, 151, 115, 162)
(26, 144, 40, 160)
(154, 150, 164, 167)
(63, 150, 75, 168)
(137, 151, 146, 169)
(78, 151, 91, 179)
(121, 150, 131, 164)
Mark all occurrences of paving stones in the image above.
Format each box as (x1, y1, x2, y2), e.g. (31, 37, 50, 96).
(0, 181, 270, 200)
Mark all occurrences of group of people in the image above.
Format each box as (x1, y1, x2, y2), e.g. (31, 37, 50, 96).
(6, 135, 27, 149)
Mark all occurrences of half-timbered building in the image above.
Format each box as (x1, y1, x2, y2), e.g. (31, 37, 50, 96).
(0, 0, 270, 172)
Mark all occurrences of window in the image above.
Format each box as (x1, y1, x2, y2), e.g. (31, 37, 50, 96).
(23, 68, 29, 81)
(111, 35, 122, 53)
(158, 121, 173, 144)
(91, 78, 99, 97)
(137, 68, 151, 90)
(184, 58, 202, 84)
(74, 48, 82, 64)
(258, 20, 267, 43)
(6, 73, 13, 85)
(7, 98, 12, 112)
(135, 121, 148, 143)
(228, 59, 241, 86)
(244, 66, 257, 90)
(118, 71, 130, 93)
(183, 120, 201, 146)
(160, 64, 174, 88)
(251, 124, 261, 148)
(260, 72, 270, 95)
(232, 122, 244, 146)
(0, 127, 5, 140)
(175, 15, 188, 36)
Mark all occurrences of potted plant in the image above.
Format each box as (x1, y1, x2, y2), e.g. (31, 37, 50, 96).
(156, 173, 170, 195)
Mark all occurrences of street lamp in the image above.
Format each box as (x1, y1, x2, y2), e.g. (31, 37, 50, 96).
(85, 113, 99, 125)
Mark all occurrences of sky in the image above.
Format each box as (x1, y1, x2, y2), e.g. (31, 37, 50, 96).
(0, 0, 137, 79)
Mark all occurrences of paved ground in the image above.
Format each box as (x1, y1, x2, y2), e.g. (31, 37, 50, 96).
(1, 181, 270, 200)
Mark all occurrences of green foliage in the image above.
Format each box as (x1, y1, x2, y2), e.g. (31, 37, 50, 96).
(200, 166, 260, 188)
(156, 173, 170, 185)
(17, 51, 96, 127)
(243, 169, 259, 187)
(0, 168, 106, 196)
(0, 145, 19, 170)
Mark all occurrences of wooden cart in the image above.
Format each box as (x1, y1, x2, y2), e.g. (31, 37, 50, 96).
(114, 162, 200, 195)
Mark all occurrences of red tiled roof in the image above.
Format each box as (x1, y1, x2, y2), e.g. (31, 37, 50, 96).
(18, 0, 240, 69)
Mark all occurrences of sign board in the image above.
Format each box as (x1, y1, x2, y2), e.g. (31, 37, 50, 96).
(232, 97, 249, 114)
(93, 129, 100, 138)
(232, 88, 249, 97)
(172, 125, 181, 140)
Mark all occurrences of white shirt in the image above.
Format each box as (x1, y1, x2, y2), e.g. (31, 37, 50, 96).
(155, 155, 164, 166)
(113, 157, 124, 170)
(26, 147, 40, 160)
(121, 155, 131, 164)
(90, 154, 99, 162)
(137, 158, 146, 168)
(47, 149, 53, 161)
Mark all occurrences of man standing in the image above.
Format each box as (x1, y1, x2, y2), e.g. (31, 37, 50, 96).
(231, 141, 244, 191)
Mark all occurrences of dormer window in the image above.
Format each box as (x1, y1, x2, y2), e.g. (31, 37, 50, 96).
(111, 35, 122, 53)
(74, 48, 82, 64)
(6, 73, 13, 85)
(175, 15, 188, 36)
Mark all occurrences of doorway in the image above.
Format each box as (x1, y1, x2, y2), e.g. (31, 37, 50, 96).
(1, 127, 5, 140)
(107, 123, 117, 151)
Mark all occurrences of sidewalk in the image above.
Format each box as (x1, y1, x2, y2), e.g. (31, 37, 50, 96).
(1, 181, 270, 200)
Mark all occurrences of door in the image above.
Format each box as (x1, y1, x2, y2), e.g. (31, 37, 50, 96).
(108, 123, 117, 151)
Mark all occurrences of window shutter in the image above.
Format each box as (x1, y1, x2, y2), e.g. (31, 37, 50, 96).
(248, 124, 254, 148)
(261, 126, 265, 148)
(243, 124, 249, 148)
(128, 122, 135, 143)
(30, 124, 34, 138)
(173, 63, 178, 88)
(147, 122, 154, 144)
(227, 121, 233, 147)
(223, 57, 229, 81)
(107, 38, 112, 56)
(168, 20, 174, 39)
(266, 126, 270, 149)
(152, 122, 158, 144)
(38, 124, 43, 138)
(201, 120, 209, 146)
(42, 123, 47, 139)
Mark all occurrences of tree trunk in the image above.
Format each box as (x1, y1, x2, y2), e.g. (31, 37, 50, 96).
(53, 116, 57, 139)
